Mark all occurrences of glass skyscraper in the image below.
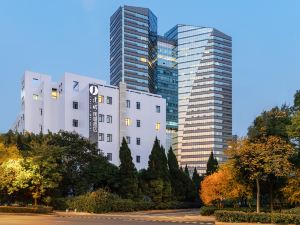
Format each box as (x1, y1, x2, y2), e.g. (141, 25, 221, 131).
(156, 36, 178, 130)
(110, 5, 157, 93)
(165, 25, 232, 174)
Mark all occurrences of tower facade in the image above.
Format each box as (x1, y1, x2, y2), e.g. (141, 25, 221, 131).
(110, 5, 157, 93)
(165, 25, 232, 174)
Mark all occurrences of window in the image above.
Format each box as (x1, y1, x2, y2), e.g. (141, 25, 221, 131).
(136, 102, 141, 109)
(136, 155, 140, 163)
(98, 95, 104, 103)
(156, 105, 161, 113)
(40, 108, 43, 116)
(73, 101, 78, 109)
(107, 115, 112, 123)
(51, 88, 58, 99)
(136, 120, 141, 127)
(73, 119, 78, 127)
(99, 114, 104, 122)
(107, 134, 112, 142)
(136, 138, 141, 145)
(107, 96, 112, 104)
(155, 122, 161, 130)
(125, 118, 132, 126)
(33, 94, 39, 100)
(107, 153, 112, 161)
(140, 57, 147, 62)
(126, 100, 130, 108)
(99, 133, 104, 141)
(73, 81, 79, 92)
(126, 136, 131, 144)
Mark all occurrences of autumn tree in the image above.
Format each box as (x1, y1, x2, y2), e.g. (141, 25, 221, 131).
(200, 163, 251, 207)
(227, 137, 295, 213)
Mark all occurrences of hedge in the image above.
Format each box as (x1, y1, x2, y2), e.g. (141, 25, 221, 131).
(215, 210, 300, 224)
(200, 206, 254, 216)
(0, 206, 53, 214)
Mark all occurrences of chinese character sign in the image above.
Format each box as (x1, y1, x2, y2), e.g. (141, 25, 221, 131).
(89, 84, 98, 144)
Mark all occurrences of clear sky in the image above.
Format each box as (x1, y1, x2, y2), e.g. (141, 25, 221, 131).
(1, 0, 300, 135)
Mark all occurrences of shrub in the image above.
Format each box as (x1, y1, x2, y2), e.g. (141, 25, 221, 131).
(215, 210, 300, 224)
(283, 207, 300, 215)
(0, 206, 53, 214)
(200, 206, 254, 216)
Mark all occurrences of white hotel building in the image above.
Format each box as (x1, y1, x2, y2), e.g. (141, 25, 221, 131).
(12, 71, 166, 170)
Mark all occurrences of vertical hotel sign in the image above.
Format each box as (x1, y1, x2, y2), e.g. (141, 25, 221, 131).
(89, 84, 98, 144)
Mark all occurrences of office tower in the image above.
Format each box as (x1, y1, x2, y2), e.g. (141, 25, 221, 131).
(165, 25, 232, 174)
(110, 5, 157, 93)
(12, 71, 166, 170)
(155, 36, 178, 151)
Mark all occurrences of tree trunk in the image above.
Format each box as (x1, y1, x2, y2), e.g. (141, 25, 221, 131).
(34, 198, 37, 206)
(270, 182, 273, 212)
(256, 178, 260, 213)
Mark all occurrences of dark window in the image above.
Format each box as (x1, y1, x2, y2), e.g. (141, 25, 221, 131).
(72, 119, 78, 127)
(107, 96, 112, 104)
(107, 134, 112, 142)
(156, 105, 160, 113)
(73, 81, 79, 92)
(136, 120, 141, 127)
(136, 155, 140, 163)
(99, 133, 104, 141)
(136, 137, 141, 145)
(99, 114, 104, 122)
(73, 101, 78, 109)
(107, 153, 112, 161)
(107, 115, 112, 123)
(136, 102, 141, 109)
(126, 136, 131, 144)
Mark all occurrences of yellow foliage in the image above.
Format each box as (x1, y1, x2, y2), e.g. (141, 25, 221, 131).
(200, 163, 252, 206)
(0, 142, 21, 164)
(281, 169, 300, 204)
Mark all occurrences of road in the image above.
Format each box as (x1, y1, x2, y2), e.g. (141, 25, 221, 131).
(0, 209, 215, 225)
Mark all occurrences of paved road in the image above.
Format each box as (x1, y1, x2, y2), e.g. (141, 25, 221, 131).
(0, 209, 214, 225)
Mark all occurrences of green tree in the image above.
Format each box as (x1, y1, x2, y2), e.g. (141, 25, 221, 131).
(118, 138, 138, 199)
(167, 147, 185, 201)
(206, 151, 218, 175)
(192, 167, 203, 202)
(293, 90, 300, 111)
(146, 138, 171, 203)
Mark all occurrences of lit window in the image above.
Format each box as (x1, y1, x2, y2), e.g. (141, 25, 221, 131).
(107, 153, 112, 161)
(126, 100, 130, 108)
(33, 94, 39, 100)
(156, 105, 160, 113)
(136, 138, 141, 145)
(73, 119, 78, 127)
(99, 114, 104, 122)
(51, 88, 58, 99)
(99, 133, 104, 141)
(73, 101, 78, 109)
(136, 120, 141, 127)
(136, 102, 141, 109)
(73, 81, 79, 92)
(107, 115, 112, 123)
(155, 122, 160, 130)
(126, 136, 131, 144)
(107, 134, 112, 142)
(98, 95, 104, 103)
(136, 155, 140, 163)
(140, 57, 147, 63)
(107, 96, 112, 104)
(125, 118, 132, 126)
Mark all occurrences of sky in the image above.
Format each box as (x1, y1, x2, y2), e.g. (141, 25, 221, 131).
(0, 0, 300, 136)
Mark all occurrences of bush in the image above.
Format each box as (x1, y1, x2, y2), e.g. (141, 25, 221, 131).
(0, 206, 53, 214)
(200, 206, 254, 216)
(215, 210, 300, 224)
(283, 207, 300, 215)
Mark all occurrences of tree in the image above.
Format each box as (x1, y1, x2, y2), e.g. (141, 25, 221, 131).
(118, 137, 138, 199)
(145, 138, 171, 203)
(206, 151, 218, 175)
(200, 163, 252, 207)
(281, 168, 300, 204)
(227, 137, 295, 213)
(293, 90, 300, 111)
(192, 168, 203, 202)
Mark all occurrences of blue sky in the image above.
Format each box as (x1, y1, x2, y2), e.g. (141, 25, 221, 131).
(0, 0, 300, 135)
